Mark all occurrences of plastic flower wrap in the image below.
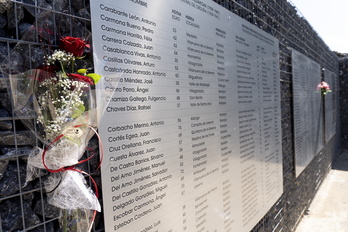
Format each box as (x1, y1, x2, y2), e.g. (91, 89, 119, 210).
(317, 81, 332, 95)
(3, 36, 104, 231)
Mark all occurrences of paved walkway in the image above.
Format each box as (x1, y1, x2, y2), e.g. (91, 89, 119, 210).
(295, 151, 348, 232)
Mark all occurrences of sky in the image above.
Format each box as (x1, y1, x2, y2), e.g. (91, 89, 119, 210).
(289, 0, 348, 53)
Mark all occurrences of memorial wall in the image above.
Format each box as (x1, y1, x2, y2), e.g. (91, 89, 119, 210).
(90, 0, 283, 231)
(0, 0, 340, 231)
(292, 49, 323, 177)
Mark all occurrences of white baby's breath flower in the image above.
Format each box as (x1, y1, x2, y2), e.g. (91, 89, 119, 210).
(46, 50, 74, 66)
(36, 70, 90, 140)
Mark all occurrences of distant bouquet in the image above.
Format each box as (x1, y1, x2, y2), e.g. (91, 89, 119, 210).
(7, 36, 103, 231)
(317, 81, 331, 95)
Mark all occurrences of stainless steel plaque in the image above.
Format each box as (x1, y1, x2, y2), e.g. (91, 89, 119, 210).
(91, 0, 283, 231)
(292, 49, 323, 177)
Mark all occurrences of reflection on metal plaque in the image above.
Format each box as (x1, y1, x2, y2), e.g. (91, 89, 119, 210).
(91, 0, 283, 231)
(324, 69, 337, 142)
(292, 49, 323, 177)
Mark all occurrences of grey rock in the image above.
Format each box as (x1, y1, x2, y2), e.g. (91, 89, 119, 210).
(23, 192, 34, 205)
(34, 198, 60, 218)
(1, 197, 41, 231)
(38, 0, 53, 11)
(0, 0, 11, 14)
(18, 22, 32, 38)
(23, 0, 36, 17)
(0, 162, 26, 197)
(87, 137, 101, 170)
(0, 91, 11, 111)
(0, 108, 13, 130)
(29, 222, 55, 232)
(0, 108, 9, 117)
(23, 0, 36, 6)
(0, 120, 12, 130)
(78, 7, 91, 20)
(1, 146, 33, 160)
(30, 46, 46, 68)
(0, 14, 7, 28)
(0, 158, 9, 180)
(53, 0, 68, 12)
(71, 20, 88, 38)
(10, 44, 32, 71)
(36, 21, 56, 44)
(71, 0, 84, 11)
(0, 130, 36, 146)
(0, 198, 23, 231)
(0, 42, 8, 65)
(7, 3, 25, 32)
(0, 28, 11, 39)
(56, 14, 72, 34)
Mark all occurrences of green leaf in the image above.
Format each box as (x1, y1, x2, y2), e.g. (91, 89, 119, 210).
(77, 69, 88, 75)
(86, 73, 102, 84)
(72, 103, 85, 118)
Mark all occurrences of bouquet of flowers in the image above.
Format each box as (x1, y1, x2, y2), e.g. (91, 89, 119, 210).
(317, 81, 332, 95)
(6, 36, 103, 231)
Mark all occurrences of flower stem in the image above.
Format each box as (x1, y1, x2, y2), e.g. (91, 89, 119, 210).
(62, 209, 68, 232)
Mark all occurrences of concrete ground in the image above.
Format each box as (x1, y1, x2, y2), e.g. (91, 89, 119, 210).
(295, 151, 348, 232)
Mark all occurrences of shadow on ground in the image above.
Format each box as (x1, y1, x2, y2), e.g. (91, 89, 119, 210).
(332, 150, 348, 171)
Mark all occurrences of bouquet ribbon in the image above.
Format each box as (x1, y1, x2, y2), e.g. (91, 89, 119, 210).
(42, 124, 104, 230)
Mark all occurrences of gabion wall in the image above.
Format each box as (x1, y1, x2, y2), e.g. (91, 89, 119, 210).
(340, 57, 348, 150)
(0, 0, 339, 231)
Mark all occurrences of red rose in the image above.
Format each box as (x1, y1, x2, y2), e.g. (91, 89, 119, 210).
(66, 73, 94, 85)
(60, 36, 88, 57)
